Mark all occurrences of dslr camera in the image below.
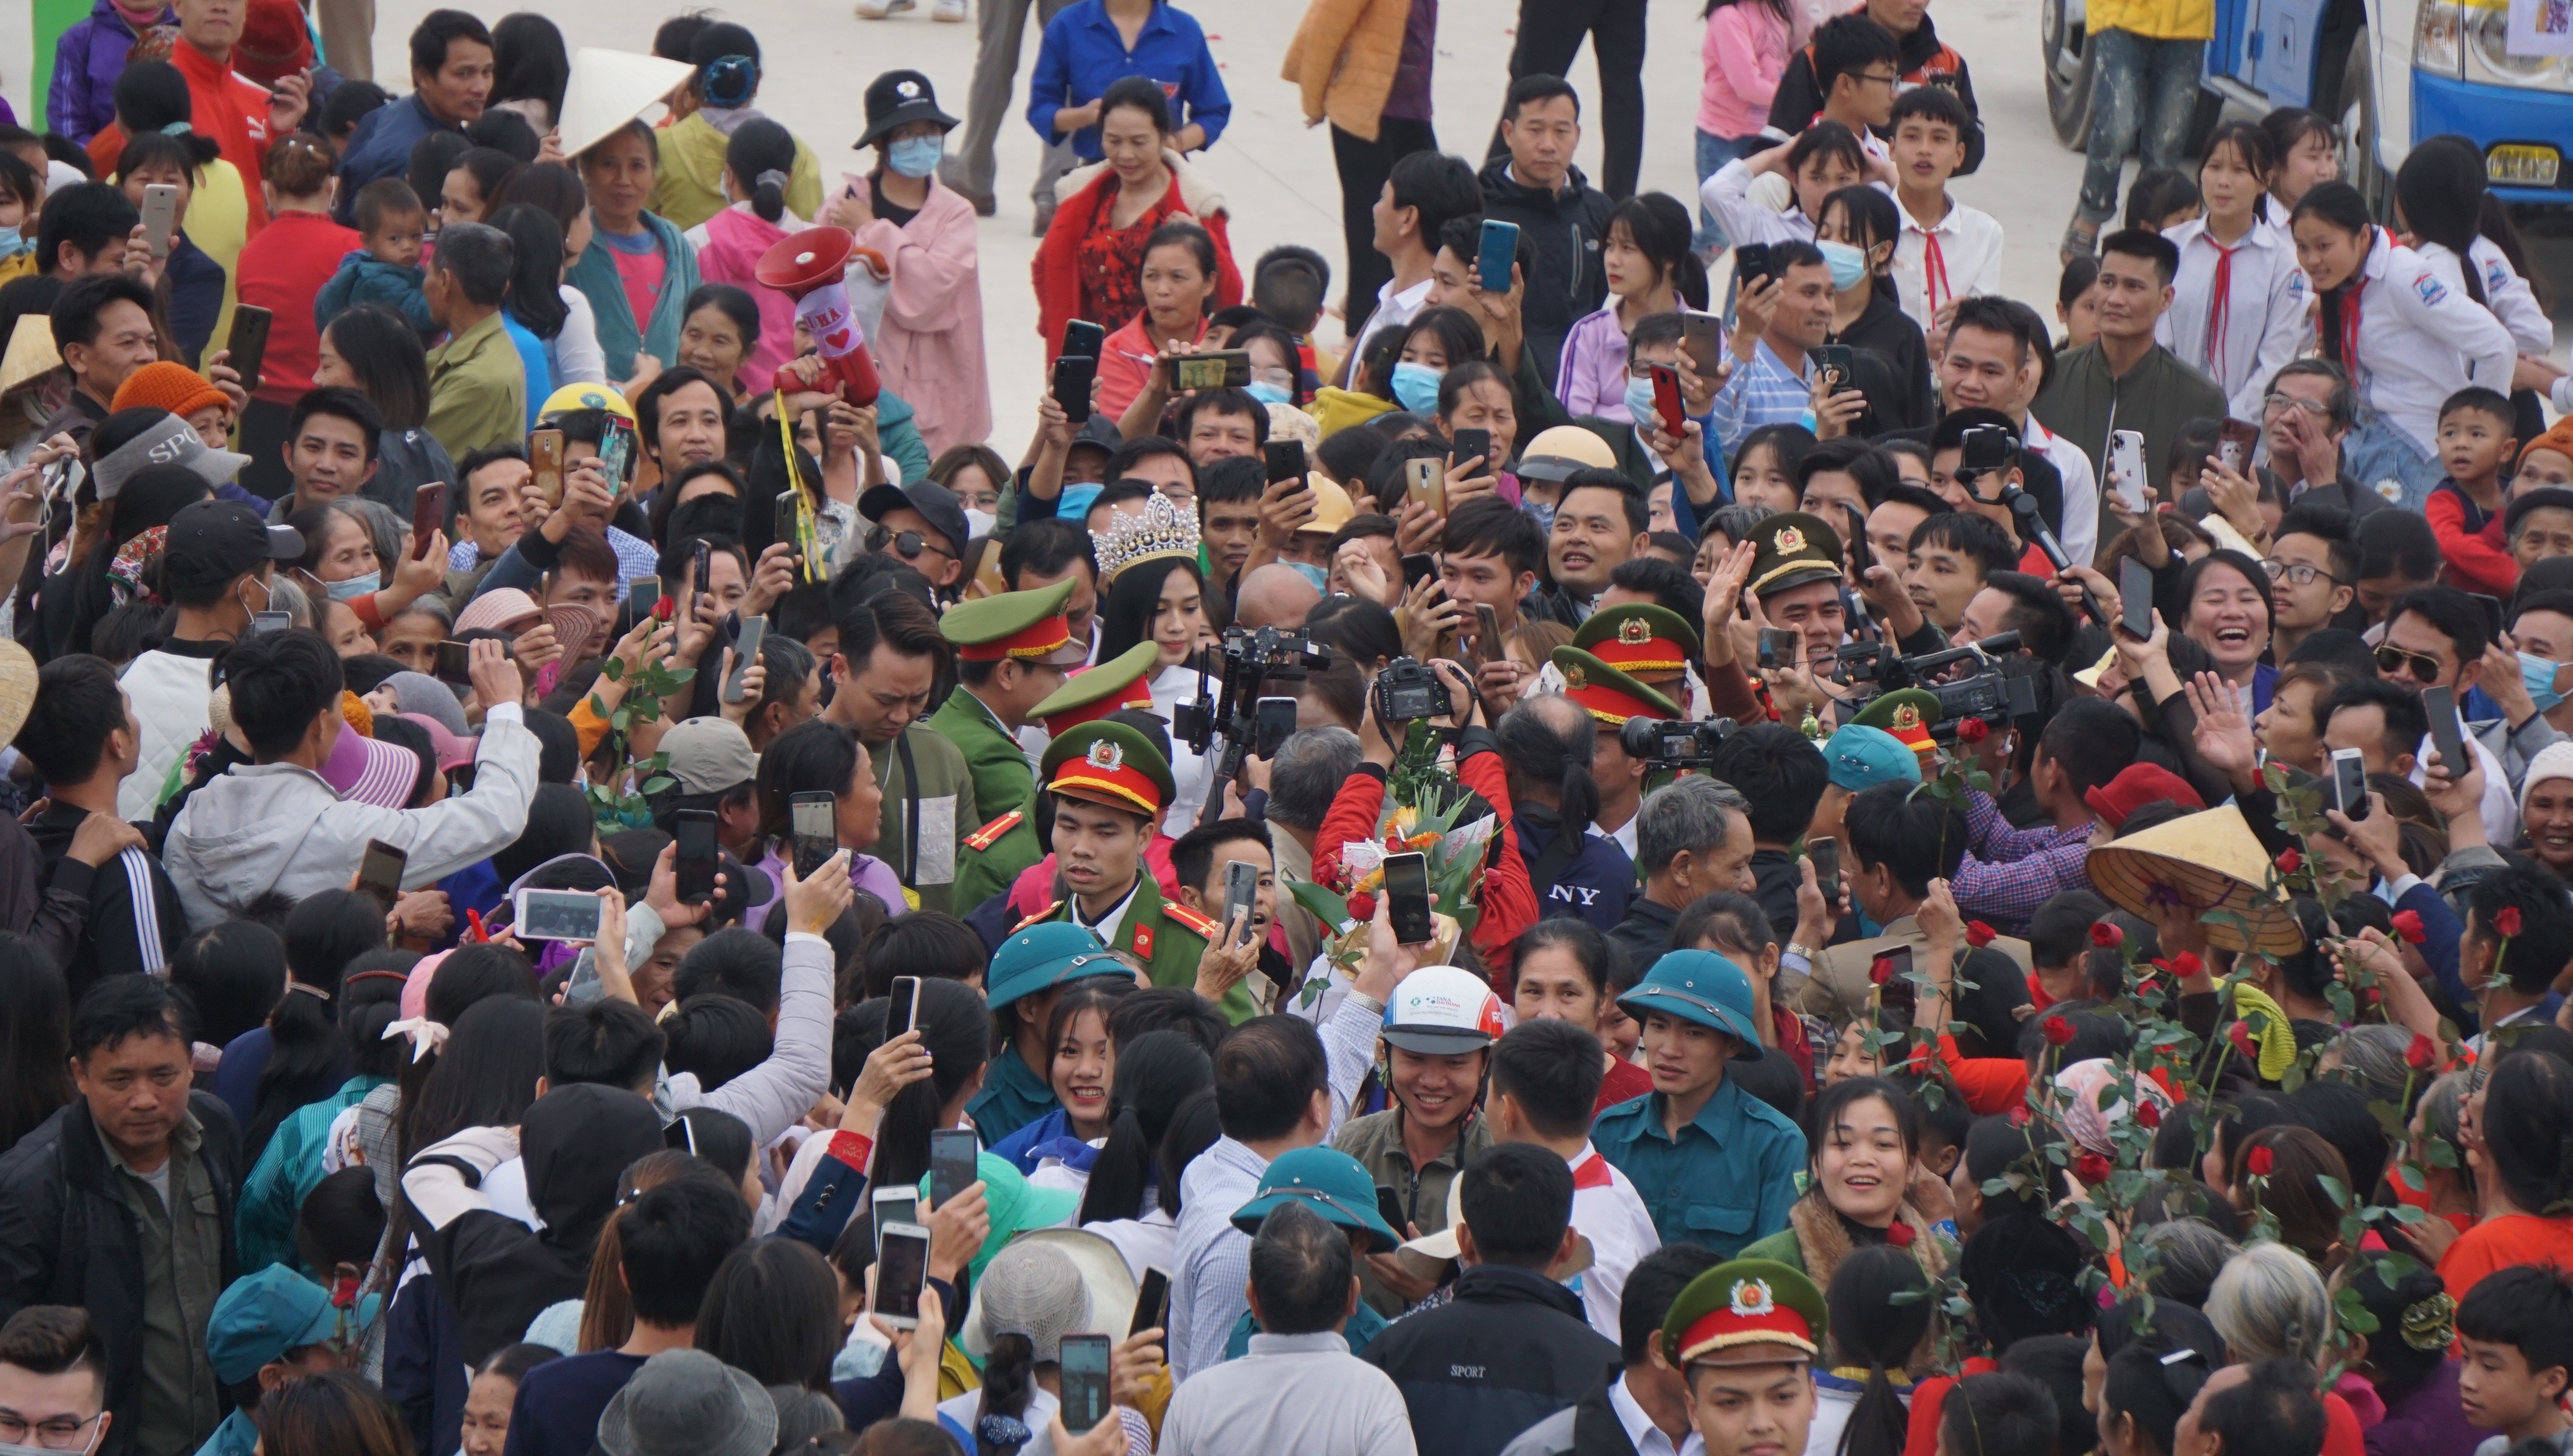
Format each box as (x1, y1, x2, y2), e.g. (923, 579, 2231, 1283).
(1371, 656, 1444, 726)
(1616, 716, 1738, 770)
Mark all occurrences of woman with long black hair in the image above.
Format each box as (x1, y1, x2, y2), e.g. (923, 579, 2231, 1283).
(234, 952, 412, 1270)
(215, 889, 387, 1160)
(1811, 1244, 1936, 1456)
(866, 976, 991, 1191)
(1094, 505, 1218, 834)
(1816, 184, 1934, 433)
(490, 202, 569, 426)
(316, 303, 461, 505)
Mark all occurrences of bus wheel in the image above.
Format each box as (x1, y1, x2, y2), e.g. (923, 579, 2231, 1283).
(2043, 0, 2096, 148)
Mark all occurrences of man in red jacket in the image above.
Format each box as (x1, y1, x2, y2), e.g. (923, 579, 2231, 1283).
(170, 0, 308, 234)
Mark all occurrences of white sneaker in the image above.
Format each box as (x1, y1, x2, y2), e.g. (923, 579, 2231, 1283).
(933, 0, 967, 19)
(854, 0, 914, 19)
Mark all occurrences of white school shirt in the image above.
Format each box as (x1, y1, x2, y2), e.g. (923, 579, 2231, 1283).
(2316, 229, 2516, 457)
(1890, 197, 2003, 334)
(1568, 1143, 1660, 1342)
(2158, 216, 2310, 421)
(2413, 236, 2554, 355)
(1701, 158, 1817, 251)
(2029, 417, 2100, 568)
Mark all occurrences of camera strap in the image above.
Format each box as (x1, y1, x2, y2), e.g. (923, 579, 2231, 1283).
(896, 730, 920, 886)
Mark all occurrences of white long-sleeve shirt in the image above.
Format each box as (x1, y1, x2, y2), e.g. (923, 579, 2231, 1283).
(2320, 229, 2517, 457)
(2031, 417, 2100, 568)
(2158, 215, 2310, 420)
(663, 931, 834, 1148)
(1891, 197, 2003, 334)
(2412, 237, 2554, 355)
(1700, 158, 1816, 252)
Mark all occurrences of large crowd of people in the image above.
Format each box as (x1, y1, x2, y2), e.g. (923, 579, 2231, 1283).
(0, 0, 2566, 1454)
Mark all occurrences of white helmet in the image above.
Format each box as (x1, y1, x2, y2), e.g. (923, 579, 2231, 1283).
(1381, 967, 1507, 1054)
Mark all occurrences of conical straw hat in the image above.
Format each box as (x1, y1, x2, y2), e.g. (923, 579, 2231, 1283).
(2085, 803, 2304, 957)
(0, 314, 60, 395)
(557, 48, 697, 160)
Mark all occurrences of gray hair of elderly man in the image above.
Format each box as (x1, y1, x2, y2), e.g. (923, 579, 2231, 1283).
(1267, 726, 1362, 832)
(1635, 774, 1751, 877)
(2203, 1239, 2329, 1367)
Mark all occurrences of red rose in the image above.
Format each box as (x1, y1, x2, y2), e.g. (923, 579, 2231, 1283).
(1884, 1219, 1915, 1248)
(2090, 922, 2125, 949)
(1956, 716, 1990, 744)
(2041, 1015, 2075, 1046)
(2392, 909, 2426, 945)
(2498, 907, 2525, 938)
(1965, 921, 1997, 948)
(2075, 1151, 2112, 1184)
(2008, 1105, 2031, 1128)
(651, 595, 675, 622)
(2407, 1034, 2437, 1071)
(2275, 848, 2303, 873)
(2247, 1146, 2276, 1177)
(2172, 952, 2203, 978)
(1870, 954, 1896, 987)
(2228, 1023, 2258, 1060)
(2137, 1100, 2162, 1128)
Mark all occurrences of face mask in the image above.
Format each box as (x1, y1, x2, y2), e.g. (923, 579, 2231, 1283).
(2523, 652, 2569, 713)
(1623, 377, 1660, 433)
(1390, 362, 1443, 414)
(1245, 379, 1292, 405)
(1286, 562, 1328, 593)
(0, 227, 25, 258)
(886, 136, 943, 180)
(325, 572, 380, 601)
(1819, 240, 1869, 292)
(964, 507, 996, 538)
(1523, 497, 1555, 533)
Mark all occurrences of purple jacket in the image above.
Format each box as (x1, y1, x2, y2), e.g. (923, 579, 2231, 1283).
(49, 0, 166, 143)
(2364, 1360, 2490, 1456)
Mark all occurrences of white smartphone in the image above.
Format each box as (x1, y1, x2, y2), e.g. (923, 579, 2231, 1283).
(141, 183, 179, 259)
(513, 887, 604, 943)
(2328, 747, 2369, 820)
(871, 1221, 931, 1329)
(2109, 430, 2148, 513)
(870, 1187, 918, 1253)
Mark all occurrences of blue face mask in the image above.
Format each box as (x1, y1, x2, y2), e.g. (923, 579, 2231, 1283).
(1245, 379, 1292, 405)
(1523, 497, 1555, 533)
(1623, 377, 1660, 433)
(2524, 652, 2569, 713)
(1390, 362, 1443, 415)
(0, 226, 25, 258)
(324, 573, 380, 601)
(1286, 562, 1328, 593)
(885, 136, 942, 180)
(1819, 240, 1869, 292)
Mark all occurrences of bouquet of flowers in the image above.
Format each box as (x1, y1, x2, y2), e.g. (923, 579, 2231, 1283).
(1282, 723, 1493, 1005)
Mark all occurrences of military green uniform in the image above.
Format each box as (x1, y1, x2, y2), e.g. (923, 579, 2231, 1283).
(928, 687, 1036, 826)
(955, 643, 1165, 920)
(874, 722, 978, 916)
(954, 808, 1040, 915)
(1013, 873, 1249, 1020)
(933, 578, 1087, 831)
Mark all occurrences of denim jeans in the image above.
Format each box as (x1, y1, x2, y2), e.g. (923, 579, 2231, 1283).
(2078, 30, 2208, 223)
(1695, 129, 1760, 254)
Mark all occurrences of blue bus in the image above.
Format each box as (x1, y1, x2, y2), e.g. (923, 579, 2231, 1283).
(2040, 0, 2572, 206)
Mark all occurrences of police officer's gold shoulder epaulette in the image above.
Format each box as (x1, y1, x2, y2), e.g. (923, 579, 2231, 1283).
(1165, 902, 1220, 938)
(964, 809, 1024, 852)
(1010, 902, 1062, 934)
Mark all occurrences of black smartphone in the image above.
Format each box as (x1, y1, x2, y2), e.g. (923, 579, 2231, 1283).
(1254, 695, 1299, 758)
(1400, 553, 1437, 589)
(1129, 1267, 1171, 1338)
(885, 975, 921, 1036)
(1061, 319, 1106, 360)
(1223, 860, 1259, 945)
(2424, 684, 2469, 781)
(1873, 943, 1914, 988)
(929, 1128, 979, 1208)
(871, 1222, 930, 1327)
(410, 481, 445, 559)
(673, 809, 718, 905)
(434, 639, 473, 685)
(1808, 344, 1855, 394)
(689, 539, 713, 608)
(789, 791, 837, 877)
(1841, 502, 1872, 579)
(1961, 424, 2015, 475)
(1450, 428, 1492, 470)
(1059, 1333, 1112, 1434)
(2330, 747, 2369, 820)
(2120, 556, 2155, 641)
(1382, 850, 1433, 945)
(225, 305, 272, 394)
(1375, 1184, 1408, 1234)
(1757, 627, 1800, 669)
(1735, 241, 1773, 288)
(2468, 593, 2504, 641)
(1808, 837, 1838, 903)
(722, 616, 767, 704)
(1052, 353, 1097, 424)
(773, 490, 802, 551)
(1263, 439, 1306, 485)
(357, 839, 407, 912)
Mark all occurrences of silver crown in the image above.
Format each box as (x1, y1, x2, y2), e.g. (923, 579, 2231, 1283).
(1089, 491, 1202, 585)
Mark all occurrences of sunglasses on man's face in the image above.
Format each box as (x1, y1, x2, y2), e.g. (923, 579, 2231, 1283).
(867, 525, 955, 563)
(2374, 644, 2444, 681)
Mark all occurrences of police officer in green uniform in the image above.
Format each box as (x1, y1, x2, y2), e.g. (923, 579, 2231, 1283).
(964, 921, 1132, 1143)
(953, 641, 1161, 914)
(1014, 720, 1254, 1021)
(1571, 601, 1700, 707)
(930, 577, 1089, 824)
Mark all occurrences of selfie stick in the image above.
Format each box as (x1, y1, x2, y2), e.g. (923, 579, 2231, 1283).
(2004, 487, 2107, 629)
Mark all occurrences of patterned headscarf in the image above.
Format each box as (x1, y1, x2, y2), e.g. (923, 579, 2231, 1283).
(2052, 1056, 2173, 1156)
(106, 524, 168, 609)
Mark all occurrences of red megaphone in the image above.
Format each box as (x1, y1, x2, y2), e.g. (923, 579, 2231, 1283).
(757, 226, 882, 408)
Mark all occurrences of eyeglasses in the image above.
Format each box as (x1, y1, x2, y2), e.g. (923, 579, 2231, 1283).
(2262, 393, 2331, 419)
(2262, 559, 2345, 587)
(865, 526, 956, 564)
(0, 1411, 104, 1451)
(1855, 70, 1902, 88)
(2374, 644, 2446, 680)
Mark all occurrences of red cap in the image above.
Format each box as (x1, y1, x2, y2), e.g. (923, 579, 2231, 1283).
(2084, 763, 2206, 832)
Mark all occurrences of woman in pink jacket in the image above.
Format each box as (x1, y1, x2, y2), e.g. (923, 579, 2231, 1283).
(822, 70, 992, 457)
(686, 118, 808, 388)
(1698, 0, 1792, 252)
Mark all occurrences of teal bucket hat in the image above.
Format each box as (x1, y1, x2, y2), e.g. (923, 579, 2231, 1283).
(918, 1150, 1083, 1280)
(1617, 950, 1766, 1055)
(207, 1266, 380, 1385)
(1228, 1145, 1403, 1252)
(1823, 723, 1922, 792)
(986, 922, 1129, 1009)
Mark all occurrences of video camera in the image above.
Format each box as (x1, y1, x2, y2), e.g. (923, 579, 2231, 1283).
(1836, 632, 2037, 743)
(1173, 625, 1333, 778)
(1616, 715, 1739, 770)
(1834, 632, 2021, 693)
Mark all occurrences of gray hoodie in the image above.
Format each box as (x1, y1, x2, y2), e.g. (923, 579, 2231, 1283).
(164, 705, 542, 929)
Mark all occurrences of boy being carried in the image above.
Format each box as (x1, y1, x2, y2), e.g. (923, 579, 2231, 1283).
(2427, 386, 2520, 597)
(314, 177, 433, 335)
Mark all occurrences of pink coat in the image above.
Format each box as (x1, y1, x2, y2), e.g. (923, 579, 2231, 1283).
(692, 205, 800, 386)
(1700, 2, 1790, 138)
(833, 172, 992, 457)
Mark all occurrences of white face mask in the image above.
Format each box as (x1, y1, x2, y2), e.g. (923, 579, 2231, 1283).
(964, 507, 997, 538)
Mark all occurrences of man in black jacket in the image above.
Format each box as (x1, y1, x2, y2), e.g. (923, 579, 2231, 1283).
(15, 655, 187, 997)
(1766, 0, 1984, 173)
(1362, 1143, 1620, 1456)
(0, 976, 242, 1456)
(1496, 1244, 1723, 1456)
(1479, 75, 1611, 392)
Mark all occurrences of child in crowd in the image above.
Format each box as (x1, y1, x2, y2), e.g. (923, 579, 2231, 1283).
(1251, 246, 1333, 393)
(1886, 86, 1999, 336)
(1702, 121, 1866, 252)
(316, 178, 434, 335)
(2428, 386, 2521, 596)
(1696, 0, 1793, 253)
(2123, 167, 2201, 233)
(2162, 121, 2308, 420)
(1729, 423, 1813, 512)
(2056, 254, 2099, 351)
(0, 148, 39, 285)
(2455, 1265, 2573, 1454)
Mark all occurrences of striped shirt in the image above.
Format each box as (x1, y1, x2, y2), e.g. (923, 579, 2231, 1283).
(1708, 338, 1815, 457)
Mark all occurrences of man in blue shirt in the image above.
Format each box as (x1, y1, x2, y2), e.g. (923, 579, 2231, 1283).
(1709, 242, 1865, 458)
(334, 12, 492, 222)
(1592, 951, 1804, 1254)
(1025, 0, 1230, 170)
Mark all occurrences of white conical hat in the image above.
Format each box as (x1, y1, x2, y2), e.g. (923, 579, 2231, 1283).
(0, 314, 59, 396)
(556, 48, 697, 160)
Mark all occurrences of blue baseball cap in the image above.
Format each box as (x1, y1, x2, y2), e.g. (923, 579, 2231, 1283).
(986, 922, 1128, 1009)
(1823, 723, 1921, 792)
(1618, 950, 1765, 1054)
(1229, 1146, 1403, 1252)
(207, 1266, 378, 1385)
